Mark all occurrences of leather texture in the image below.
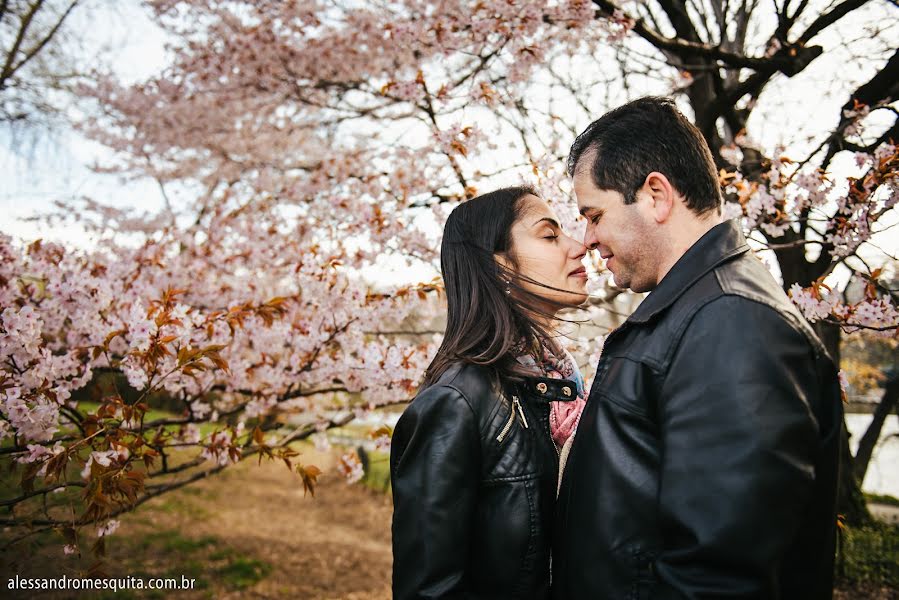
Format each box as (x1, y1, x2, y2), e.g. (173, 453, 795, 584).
(391, 363, 575, 600)
(552, 220, 843, 600)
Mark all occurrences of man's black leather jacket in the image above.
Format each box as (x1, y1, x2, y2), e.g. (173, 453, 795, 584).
(391, 362, 576, 599)
(552, 220, 843, 599)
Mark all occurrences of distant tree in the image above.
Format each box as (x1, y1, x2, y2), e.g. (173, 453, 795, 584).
(1, 0, 86, 146)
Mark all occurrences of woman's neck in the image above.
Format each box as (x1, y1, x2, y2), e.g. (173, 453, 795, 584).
(526, 299, 559, 330)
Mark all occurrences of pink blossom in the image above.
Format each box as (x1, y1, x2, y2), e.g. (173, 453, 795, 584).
(16, 444, 53, 464)
(96, 519, 120, 537)
(838, 370, 849, 395)
(373, 433, 391, 452)
(337, 451, 365, 484)
(311, 432, 331, 453)
(177, 423, 202, 444)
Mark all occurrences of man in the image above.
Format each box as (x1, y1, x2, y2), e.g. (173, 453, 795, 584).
(553, 97, 843, 599)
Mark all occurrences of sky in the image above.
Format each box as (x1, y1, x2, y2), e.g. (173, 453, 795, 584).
(1, 1, 171, 247)
(1, 1, 896, 287)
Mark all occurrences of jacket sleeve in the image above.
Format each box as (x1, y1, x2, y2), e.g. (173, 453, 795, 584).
(390, 384, 480, 600)
(652, 295, 821, 599)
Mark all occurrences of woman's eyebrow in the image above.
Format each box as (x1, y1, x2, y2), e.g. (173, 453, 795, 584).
(532, 217, 560, 229)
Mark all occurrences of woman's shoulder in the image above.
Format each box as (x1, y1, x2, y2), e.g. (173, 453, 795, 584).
(429, 361, 500, 395)
(411, 361, 504, 415)
(391, 364, 490, 442)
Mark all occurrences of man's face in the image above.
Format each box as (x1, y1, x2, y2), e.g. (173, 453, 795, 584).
(573, 170, 660, 293)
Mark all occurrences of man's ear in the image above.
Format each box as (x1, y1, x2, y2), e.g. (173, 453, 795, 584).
(640, 172, 675, 224)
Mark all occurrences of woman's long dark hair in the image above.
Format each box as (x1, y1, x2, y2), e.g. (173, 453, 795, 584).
(423, 186, 571, 387)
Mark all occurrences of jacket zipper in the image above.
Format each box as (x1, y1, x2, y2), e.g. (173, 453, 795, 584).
(546, 406, 560, 458)
(497, 395, 528, 443)
(514, 396, 528, 428)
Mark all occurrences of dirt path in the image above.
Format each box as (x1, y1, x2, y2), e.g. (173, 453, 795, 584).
(167, 453, 394, 599)
(1, 449, 395, 599)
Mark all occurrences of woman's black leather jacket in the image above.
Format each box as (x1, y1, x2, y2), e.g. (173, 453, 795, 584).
(391, 361, 576, 600)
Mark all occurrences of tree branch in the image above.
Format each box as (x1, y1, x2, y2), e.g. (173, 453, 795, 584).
(798, 0, 873, 44)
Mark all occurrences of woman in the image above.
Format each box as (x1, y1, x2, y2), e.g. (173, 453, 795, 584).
(391, 186, 589, 599)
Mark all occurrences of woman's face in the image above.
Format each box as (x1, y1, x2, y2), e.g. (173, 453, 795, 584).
(500, 195, 588, 310)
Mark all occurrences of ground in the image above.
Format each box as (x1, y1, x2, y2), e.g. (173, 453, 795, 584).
(1, 448, 392, 599)
(1, 447, 896, 599)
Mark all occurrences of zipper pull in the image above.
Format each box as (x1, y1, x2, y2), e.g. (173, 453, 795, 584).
(513, 396, 528, 428)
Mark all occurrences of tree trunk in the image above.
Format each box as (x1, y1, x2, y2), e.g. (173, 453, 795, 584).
(814, 321, 872, 526)
(852, 375, 899, 485)
(838, 421, 873, 526)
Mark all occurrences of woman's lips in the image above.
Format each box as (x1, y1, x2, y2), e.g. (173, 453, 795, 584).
(569, 267, 587, 278)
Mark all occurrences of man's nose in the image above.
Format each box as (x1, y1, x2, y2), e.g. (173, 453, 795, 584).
(583, 227, 599, 250)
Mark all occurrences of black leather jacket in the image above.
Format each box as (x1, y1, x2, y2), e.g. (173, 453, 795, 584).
(553, 220, 843, 600)
(391, 362, 577, 599)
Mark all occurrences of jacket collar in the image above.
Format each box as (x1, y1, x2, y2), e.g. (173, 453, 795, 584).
(519, 375, 579, 403)
(626, 219, 749, 325)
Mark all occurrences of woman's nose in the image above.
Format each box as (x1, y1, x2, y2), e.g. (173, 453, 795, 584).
(568, 237, 588, 260)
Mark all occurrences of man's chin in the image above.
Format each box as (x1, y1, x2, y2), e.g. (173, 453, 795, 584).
(609, 272, 629, 290)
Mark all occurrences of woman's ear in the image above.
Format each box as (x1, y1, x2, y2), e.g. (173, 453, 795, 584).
(640, 172, 675, 224)
(494, 253, 514, 284)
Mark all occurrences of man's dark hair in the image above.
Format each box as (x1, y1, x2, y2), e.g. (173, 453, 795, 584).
(568, 96, 722, 215)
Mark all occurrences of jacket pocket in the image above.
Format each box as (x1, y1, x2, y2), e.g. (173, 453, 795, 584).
(594, 356, 659, 423)
(599, 391, 657, 429)
(470, 477, 541, 595)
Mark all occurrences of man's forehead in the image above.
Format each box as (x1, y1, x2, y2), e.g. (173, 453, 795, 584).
(573, 174, 610, 213)
(572, 145, 598, 175)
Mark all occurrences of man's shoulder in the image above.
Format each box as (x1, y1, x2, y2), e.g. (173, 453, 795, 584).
(714, 251, 796, 312)
(715, 252, 824, 342)
(668, 250, 795, 322)
(668, 252, 827, 357)
(691, 268, 826, 356)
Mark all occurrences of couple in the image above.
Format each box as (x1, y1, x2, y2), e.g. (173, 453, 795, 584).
(390, 97, 843, 599)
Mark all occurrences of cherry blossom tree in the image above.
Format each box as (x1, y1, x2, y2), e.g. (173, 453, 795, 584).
(2, 0, 898, 555)
(0, 224, 440, 555)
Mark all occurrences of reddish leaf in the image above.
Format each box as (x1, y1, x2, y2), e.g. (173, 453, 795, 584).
(299, 464, 322, 497)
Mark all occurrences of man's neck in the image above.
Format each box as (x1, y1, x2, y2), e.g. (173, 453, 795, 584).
(654, 213, 724, 286)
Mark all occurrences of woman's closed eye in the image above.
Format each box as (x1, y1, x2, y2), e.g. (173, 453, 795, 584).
(533, 216, 562, 242)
